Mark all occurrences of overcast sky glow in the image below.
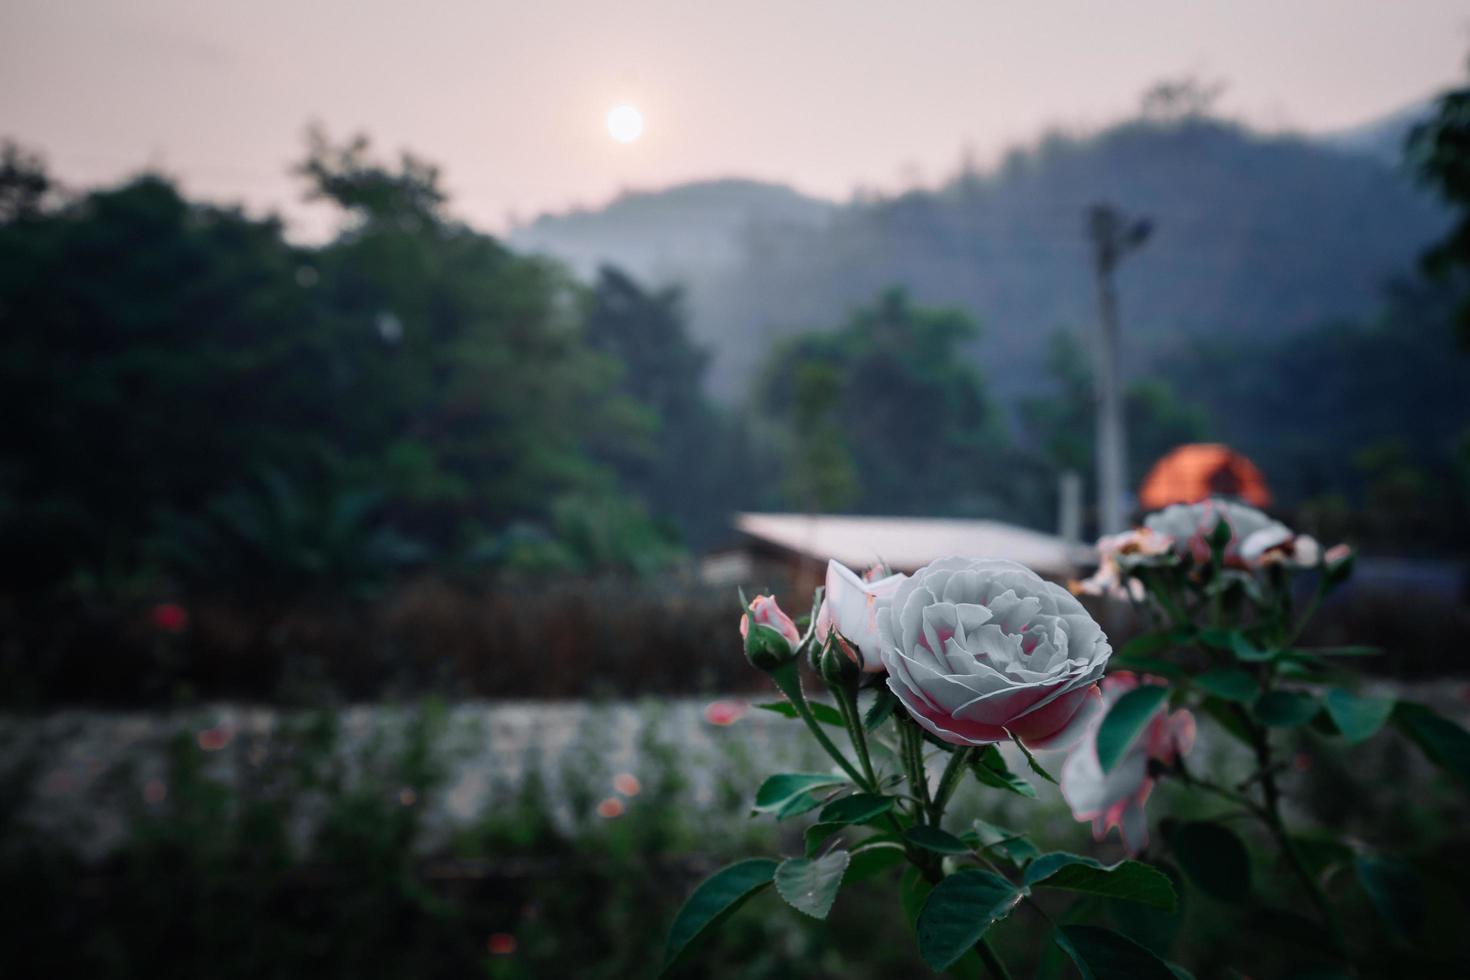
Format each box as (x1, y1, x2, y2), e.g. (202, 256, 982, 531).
(2, 0, 1467, 237)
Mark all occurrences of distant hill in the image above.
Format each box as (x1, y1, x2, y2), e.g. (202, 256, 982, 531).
(508, 178, 836, 281)
(511, 112, 1449, 403)
(1316, 98, 1433, 167)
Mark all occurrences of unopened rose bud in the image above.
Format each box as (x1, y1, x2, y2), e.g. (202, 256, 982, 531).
(740, 595, 800, 671)
(819, 636, 859, 691)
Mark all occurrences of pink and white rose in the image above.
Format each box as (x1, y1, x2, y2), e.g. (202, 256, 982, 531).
(740, 595, 801, 651)
(877, 557, 1111, 749)
(1073, 528, 1174, 600)
(815, 559, 909, 673)
(1060, 672, 1196, 855)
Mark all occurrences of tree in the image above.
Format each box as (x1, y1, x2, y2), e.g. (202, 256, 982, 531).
(759, 289, 1034, 520)
(584, 265, 756, 546)
(1409, 70, 1470, 345)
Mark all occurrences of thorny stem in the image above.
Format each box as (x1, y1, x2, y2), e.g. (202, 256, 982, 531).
(932, 746, 976, 818)
(768, 662, 867, 788)
(835, 684, 880, 791)
(1245, 715, 1349, 959)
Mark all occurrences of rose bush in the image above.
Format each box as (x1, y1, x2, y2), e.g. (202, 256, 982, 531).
(815, 559, 908, 672)
(1060, 672, 1196, 854)
(877, 556, 1111, 749)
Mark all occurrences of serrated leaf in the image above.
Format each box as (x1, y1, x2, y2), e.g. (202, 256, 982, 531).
(662, 858, 777, 974)
(1355, 854, 1423, 943)
(1054, 925, 1180, 980)
(1010, 732, 1059, 783)
(804, 821, 847, 856)
(1096, 685, 1169, 773)
(753, 773, 848, 813)
(1393, 702, 1470, 788)
(774, 850, 850, 920)
(972, 818, 1041, 866)
(1253, 690, 1320, 728)
(906, 825, 972, 855)
(915, 870, 1021, 970)
(1192, 668, 1256, 704)
(969, 745, 1036, 798)
(819, 792, 894, 825)
(1323, 689, 1394, 744)
(1023, 853, 1177, 910)
(754, 700, 846, 727)
(1172, 821, 1251, 901)
(863, 685, 899, 731)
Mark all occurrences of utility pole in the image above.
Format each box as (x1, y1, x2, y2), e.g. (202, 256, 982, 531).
(1086, 204, 1152, 535)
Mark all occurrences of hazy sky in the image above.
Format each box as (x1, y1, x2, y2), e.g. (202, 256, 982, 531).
(3, 1, 1467, 237)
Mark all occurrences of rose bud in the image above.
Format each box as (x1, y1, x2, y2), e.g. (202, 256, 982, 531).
(740, 594, 801, 671)
(1060, 672, 1196, 855)
(877, 557, 1112, 750)
(814, 560, 908, 673)
(819, 635, 860, 692)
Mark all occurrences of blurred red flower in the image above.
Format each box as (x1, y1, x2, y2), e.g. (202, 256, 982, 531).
(703, 700, 746, 726)
(151, 602, 188, 633)
(486, 932, 517, 955)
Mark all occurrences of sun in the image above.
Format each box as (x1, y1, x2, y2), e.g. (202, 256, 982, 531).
(606, 104, 644, 144)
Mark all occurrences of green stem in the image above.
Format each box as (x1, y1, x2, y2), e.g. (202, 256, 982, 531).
(898, 716, 932, 822)
(1246, 717, 1348, 958)
(768, 662, 866, 787)
(835, 685, 879, 790)
(931, 746, 976, 819)
(975, 937, 1014, 980)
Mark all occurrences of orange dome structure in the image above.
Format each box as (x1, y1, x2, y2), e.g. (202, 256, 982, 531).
(1138, 443, 1271, 511)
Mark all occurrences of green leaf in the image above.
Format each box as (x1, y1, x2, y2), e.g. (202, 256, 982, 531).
(1023, 853, 1177, 911)
(774, 791, 826, 820)
(969, 745, 1036, 798)
(804, 821, 847, 857)
(900, 864, 932, 931)
(1355, 854, 1423, 942)
(1010, 732, 1059, 783)
(1197, 696, 1254, 747)
(754, 700, 846, 728)
(753, 773, 847, 813)
(1283, 645, 1380, 659)
(906, 825, 972, 855)
(971, 818, 1041, 867)
(1393, 701, 1470, 788)
(1197, 628, 1273, 662)
(819, 793, 894, 825)
(1096, 684, 1169, 773)
(1192, 668, 1256, 704)
(1054, 925, 1180, 980)
(915, 870, 1022, 971)
(662, 858, 778, 974)
(774, 850, 850, 920)
(1253, 690, 1320, 728)
(1172, 821, 1251, 901)
(846, 840, 906, 883)
(864, 685, 899, 731)
(1107, 655, 1187, 679)
(1323, 689, 1395, 744)
(1119, 627, 1192, 660)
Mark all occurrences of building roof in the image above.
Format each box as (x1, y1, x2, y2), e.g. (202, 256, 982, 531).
(1138, 443, 1271, 511)
(735, 512, 1087, 577)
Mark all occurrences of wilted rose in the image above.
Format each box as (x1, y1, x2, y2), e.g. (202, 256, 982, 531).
(1143, 498, 1282, 566)
(1072, 528, 1173, 600)
(877, 557, 1111, 749)
(1060, 672, 1195, 855)
(815, 559, 908, 673)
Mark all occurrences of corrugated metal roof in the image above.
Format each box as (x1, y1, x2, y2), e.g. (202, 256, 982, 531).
(735, 512, 1089, 577)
